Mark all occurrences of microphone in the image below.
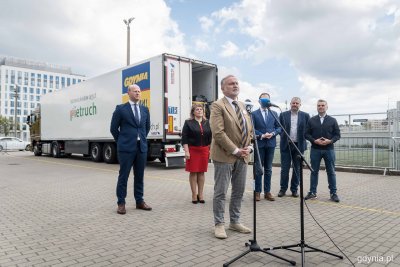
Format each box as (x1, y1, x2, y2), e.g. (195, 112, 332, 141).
(260, 98, 280, 108)
(244, 99, 253, 113)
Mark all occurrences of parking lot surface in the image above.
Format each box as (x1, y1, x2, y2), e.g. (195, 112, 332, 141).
(1, 151, 399, 266)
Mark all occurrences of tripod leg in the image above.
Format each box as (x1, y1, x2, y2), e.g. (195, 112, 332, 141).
(305, 244, 344, 259)
(223, 249, 251, 267)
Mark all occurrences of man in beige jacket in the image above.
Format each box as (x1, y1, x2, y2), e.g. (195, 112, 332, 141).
(210, 75, 253, 239)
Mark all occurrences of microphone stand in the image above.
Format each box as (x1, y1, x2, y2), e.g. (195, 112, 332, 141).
(223, 105, 296, 267)
(262, 105, 343, 266)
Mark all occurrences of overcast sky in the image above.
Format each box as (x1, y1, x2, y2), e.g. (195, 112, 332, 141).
(1, 0, 400, 118)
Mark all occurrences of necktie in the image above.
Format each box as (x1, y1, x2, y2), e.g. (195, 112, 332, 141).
(264, 110, 268, 125)
(232, 101, 247, 147)
(133, 104, 140, 125)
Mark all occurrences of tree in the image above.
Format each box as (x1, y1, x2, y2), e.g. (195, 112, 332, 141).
(0, 115, 11, 136)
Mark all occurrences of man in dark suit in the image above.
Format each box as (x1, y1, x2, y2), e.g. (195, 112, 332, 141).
(305, 99, 341, 203)
(252, 93, 281, 201)
(278, 97, 310, 198)
(110, 84, 152, 214)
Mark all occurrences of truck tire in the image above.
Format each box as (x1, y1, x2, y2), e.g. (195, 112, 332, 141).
(103, 143, 117, 164)
(33, 144, 42, 156)
(51, 142, 61, 158)
(147, 156, 157, 162)
(90, 143, 103, 162)
(159, 155, 166, 163)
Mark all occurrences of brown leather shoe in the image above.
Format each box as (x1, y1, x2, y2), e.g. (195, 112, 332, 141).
(136, 202, 152, 211)
(117, 204, 126, 214)
(264, 192, 275, 201)
(255, 192, 261, 201)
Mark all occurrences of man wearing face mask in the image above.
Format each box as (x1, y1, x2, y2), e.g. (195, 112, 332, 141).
(251, 93, 281, 201)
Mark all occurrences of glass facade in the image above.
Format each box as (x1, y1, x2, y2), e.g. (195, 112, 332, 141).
(43, 74, 47, 88)
(17, 71, 22, 85)
(37, 74, 41, 87)
(24, 72, 28, 85)
(10, 70, 15, 84)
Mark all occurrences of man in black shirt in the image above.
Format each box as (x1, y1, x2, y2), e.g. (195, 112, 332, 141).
(304, 99, 341, 202)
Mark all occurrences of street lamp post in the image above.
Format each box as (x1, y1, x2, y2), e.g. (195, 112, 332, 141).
(123, 17, 135, 66)
(14, 85, 19, 137)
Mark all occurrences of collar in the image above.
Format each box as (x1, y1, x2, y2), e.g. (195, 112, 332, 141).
(224, 96, 237, 105)
(129, 100, 140, 105)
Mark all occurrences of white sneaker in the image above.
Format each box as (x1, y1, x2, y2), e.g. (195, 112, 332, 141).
(229, 223, 251, 234)
(214, 224, 227, 239)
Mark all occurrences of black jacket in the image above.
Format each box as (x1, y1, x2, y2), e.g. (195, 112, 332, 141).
(305, 115, 340, 150)
(181, 119, 212, 147)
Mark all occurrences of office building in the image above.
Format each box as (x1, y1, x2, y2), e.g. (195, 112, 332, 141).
(0, 56, 85, 141)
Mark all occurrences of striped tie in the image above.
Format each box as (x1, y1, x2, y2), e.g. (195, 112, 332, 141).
(232, 101, 247, 147)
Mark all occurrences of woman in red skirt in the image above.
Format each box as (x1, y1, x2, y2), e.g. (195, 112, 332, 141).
(182, 103, 212, 204)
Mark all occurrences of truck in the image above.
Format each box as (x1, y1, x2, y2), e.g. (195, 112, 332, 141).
(27, 53, 218, 167)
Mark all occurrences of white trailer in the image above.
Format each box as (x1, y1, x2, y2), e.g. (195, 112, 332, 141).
(27, 53, 218, 167)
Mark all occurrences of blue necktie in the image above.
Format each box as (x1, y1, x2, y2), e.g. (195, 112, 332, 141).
(133, 104, 140, 125)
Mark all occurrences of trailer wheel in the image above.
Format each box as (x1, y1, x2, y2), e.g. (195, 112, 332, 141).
(33, 144, 42, 156)
(103, 143, 117, 164)
(90, 143, 103, 162)
(51, 142, 61, 158)
(147, 157, 157, 162)
(159, 155, 166, 163)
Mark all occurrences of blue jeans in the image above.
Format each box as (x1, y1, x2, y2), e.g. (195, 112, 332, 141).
(280, 144, 301, 193)
(309, 148, 337, 194)
(255, 146, 275, 193)
(116, 149, 147, 205)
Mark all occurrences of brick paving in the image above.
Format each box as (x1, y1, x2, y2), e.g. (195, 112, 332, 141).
(1, 151, 399, 266)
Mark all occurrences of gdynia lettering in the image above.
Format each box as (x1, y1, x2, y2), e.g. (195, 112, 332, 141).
(123, 72, 148, 87)
(70, 103, 97, 121)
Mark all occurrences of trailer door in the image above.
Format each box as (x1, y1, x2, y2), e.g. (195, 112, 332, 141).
(164, 56, 191, 140)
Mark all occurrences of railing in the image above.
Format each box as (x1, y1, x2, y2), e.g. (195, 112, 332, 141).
(392, 137, 400, 170)
(271, 136, 399, 170)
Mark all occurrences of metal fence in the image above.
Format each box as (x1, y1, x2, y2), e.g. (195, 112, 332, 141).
(271, 136, 400, 171)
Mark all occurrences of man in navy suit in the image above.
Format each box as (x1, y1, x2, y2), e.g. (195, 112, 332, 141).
(305, 99, 341, 203)
(110, 84, 152, 214)
(252, 93, 281, 201)
(278, 97, 310, 198)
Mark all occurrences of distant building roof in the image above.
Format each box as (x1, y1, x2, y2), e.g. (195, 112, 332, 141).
(0, 55, 84, 77)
